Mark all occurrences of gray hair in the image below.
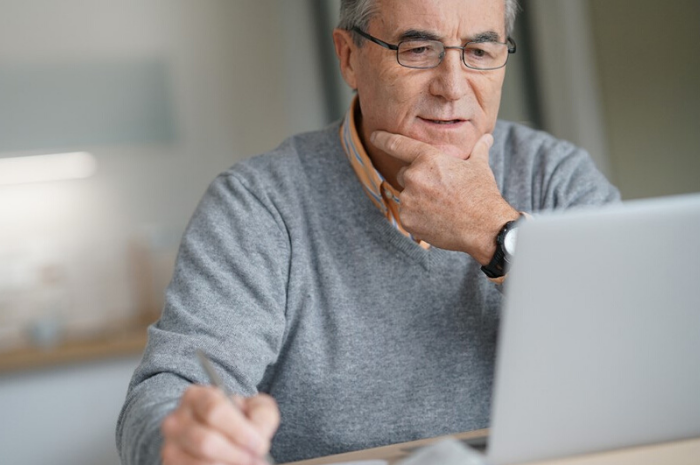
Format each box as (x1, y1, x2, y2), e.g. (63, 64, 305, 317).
(338, 0, 520, 45)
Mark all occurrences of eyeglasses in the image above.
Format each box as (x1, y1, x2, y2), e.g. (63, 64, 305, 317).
(352, 27, 516, 71)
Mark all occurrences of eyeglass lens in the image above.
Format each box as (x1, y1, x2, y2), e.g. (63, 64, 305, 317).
(397, 40, 509, 70)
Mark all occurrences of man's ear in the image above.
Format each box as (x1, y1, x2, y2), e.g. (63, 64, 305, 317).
(333, 28, 358, 90)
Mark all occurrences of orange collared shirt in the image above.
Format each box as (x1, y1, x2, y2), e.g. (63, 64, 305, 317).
(340, 97, 430, 250)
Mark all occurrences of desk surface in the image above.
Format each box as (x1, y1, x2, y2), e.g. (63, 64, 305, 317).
(283, 430, 700, 465)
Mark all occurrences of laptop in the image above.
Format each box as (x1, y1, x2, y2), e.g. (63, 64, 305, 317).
(484, 193, 700, 464)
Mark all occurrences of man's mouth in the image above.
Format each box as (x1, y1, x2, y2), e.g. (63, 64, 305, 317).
(419, 117, 465, 125)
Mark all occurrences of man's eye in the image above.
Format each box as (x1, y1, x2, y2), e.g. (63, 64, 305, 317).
(408, 46, 429, 55)
(400, 41, 439, 56)
(466, 45, 493, 59)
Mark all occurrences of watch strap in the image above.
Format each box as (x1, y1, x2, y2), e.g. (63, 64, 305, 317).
(481, 220, 516, 279)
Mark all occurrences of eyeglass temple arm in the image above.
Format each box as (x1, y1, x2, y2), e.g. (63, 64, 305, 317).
(351, 27, 399, 51)
(507, 37, 517, 54)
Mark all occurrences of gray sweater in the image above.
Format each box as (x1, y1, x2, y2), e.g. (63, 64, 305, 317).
(116, 120, 619, 464)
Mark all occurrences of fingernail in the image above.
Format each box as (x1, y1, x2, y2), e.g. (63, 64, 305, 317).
(370, 132, 377, 143)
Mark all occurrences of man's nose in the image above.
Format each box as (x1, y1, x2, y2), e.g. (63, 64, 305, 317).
(429, 47, 470, 101)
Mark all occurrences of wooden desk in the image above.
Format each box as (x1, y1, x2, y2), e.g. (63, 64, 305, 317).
(284, 431, 700, 465)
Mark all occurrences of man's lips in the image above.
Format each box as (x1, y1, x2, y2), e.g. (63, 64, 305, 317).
(418, 116, 467, 125)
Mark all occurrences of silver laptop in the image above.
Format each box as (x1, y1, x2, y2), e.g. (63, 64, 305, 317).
(486, 193, 700, 464)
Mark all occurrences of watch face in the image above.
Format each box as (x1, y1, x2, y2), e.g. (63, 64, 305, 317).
(504, 227, 518, 257)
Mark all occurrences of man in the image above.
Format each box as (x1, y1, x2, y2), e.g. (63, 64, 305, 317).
(117, 0, 619, 464)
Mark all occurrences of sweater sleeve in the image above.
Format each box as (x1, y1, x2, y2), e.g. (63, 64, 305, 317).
(116, 171, 289, 465)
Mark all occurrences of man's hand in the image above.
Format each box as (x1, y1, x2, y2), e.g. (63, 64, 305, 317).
(371, 131, 519, 265)
(161, 385, 280, 465)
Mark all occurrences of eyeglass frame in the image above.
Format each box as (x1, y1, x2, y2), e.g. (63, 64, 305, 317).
(351, 26, 517, 71)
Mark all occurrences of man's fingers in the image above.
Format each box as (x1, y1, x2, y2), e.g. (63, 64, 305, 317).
(396, 166, 408, 188)
(162, 440, 206, 465)
(244, 394, 281, 439)
(373, 130, 494, 165)
(232, 394, 246, 410)
(163, 412, 256, 464)
(163, 386, 278, 465)
(371, 131, 437, 163)
(186, 386, 267, 456)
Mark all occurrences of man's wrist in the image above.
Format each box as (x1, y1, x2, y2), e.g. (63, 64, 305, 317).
(473, 208, 521, 266)
(480, 211, 525, 278)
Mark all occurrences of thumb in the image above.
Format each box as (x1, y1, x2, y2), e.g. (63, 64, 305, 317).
(371, 131, 439, 164)
(471, 133, 494, 163)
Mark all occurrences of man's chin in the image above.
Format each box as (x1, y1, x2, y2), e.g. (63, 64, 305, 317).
(434, 143, 473, 160)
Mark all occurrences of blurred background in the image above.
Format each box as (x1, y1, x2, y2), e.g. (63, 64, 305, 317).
(0, 1, 697, 464)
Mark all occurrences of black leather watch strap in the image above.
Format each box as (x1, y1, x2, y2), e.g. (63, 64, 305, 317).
(481, 219, 517, 279)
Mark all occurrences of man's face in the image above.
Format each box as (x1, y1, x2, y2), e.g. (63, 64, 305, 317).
(350, 0, 507, 160)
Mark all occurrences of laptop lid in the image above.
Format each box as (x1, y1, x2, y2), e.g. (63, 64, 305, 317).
(487, 194, 700, 465)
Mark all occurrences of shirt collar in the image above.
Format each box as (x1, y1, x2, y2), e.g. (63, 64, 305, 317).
(339, 96, 391, 215)
(339, 96, 429, 248)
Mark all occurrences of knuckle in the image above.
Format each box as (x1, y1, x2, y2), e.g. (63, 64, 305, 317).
(201, 398, 226, 425)
(195, 432, 219, 457)
(386, 135, 401, 153)
(160, 441, 179, 464)
(182, 385, 203, 405)
(404, 169, 428, 192)
(403, 168, 417, 185)
(401, 194, 413, 208)
(161, 414, 178, 437)
(181, 387, 195, 404)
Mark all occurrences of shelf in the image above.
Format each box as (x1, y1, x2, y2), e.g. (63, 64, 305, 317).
(0, 325, 148, 374)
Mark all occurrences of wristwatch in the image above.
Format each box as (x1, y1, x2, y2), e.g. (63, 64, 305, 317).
(481, 216, 522, 279)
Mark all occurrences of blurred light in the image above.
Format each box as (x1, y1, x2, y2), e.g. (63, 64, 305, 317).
(0, 152, 97, 186)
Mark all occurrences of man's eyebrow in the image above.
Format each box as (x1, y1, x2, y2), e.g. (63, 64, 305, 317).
(470, 31, 502, 43)
(398, 29, 503, 43)
(398, 29, 442, 42)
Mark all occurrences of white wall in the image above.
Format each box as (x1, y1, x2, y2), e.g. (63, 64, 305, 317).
(0, 0, 326, 347)
(0, 357, 142, 465)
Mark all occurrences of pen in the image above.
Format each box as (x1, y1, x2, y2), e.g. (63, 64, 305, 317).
(196, 349, 276, 465)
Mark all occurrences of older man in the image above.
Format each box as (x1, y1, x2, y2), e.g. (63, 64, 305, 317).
(117, 0, 618, 464)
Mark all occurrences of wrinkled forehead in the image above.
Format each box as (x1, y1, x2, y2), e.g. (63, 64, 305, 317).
(371, 0, 506, 42)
